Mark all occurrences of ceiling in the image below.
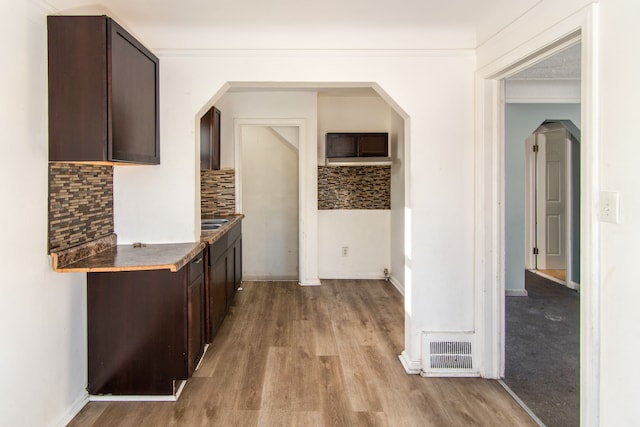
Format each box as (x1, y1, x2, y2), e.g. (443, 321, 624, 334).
(509, 43, 582, 80)
(46, 0, 576, 85)
(47, 0, 543, 49)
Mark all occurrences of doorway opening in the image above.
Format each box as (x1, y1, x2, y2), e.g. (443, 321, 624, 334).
(525, 120, 581, 290)
(502, 44, 582, 426)
(239, 125, 300, 281)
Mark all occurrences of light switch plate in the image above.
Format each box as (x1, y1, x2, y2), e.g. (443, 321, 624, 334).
(600, 191, 620, 224)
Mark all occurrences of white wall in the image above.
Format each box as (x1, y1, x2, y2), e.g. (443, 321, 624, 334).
(390, 108, 406, 293)
(598, 1, 640, 424)
(0, 2, 88, 426)
(317, 95, 393, 279)
(478, 0, 640, 424)
(317, 95, 391, 160)
(318, 210, 390, 279)
(504, 103, 581, 292)
(217, 91, 318, 169)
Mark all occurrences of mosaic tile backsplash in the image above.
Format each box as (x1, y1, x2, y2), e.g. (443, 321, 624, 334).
(201, 169, 236, 217)
(48, 163, 114, 253)
(318, 165, 390, 210)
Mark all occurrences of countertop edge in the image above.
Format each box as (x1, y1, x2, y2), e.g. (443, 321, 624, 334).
(52, 234, 118, 272)
(200, 214, 244, 244)
(172, 242, 207, 272)
(56, 241, 206, 273)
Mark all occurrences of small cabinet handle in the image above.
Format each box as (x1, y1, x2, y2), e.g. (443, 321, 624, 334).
(194, 257, 203, 264)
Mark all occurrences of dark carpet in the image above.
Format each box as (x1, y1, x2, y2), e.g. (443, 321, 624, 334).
(505, 270, 580, 427)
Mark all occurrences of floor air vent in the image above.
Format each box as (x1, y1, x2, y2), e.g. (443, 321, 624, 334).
(421, 332, 478, 377)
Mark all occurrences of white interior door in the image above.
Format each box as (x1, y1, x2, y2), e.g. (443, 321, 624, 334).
(240, 126, 299, 280)
(536, 127, 567, 270)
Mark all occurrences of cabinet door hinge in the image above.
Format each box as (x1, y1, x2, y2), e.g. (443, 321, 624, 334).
(533, 247, 539, 255)
(533, 144, 539, 153)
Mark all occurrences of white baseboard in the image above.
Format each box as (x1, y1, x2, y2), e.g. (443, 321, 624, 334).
(388, 275, 404, 296)
(49, 390, 89, 427)
(89, 390, 180, 402)
(398, 350, 422, 375)
(318, 273, 387, 280)
(567, 280, 580, 291)
(506, 289, 528, 297)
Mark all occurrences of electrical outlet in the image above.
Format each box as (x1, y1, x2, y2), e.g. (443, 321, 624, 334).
(600, 191, 620, 224)
(342, 246, 349, 257)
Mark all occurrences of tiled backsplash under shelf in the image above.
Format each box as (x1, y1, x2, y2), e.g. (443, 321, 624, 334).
(48, 163, 114, 253)
(201, 169, 236, 217)
(318, 165, 390, 210)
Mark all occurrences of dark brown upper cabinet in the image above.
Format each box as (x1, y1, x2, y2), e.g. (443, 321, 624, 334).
(48, 16, 160, 165)
(326, 133, 388, 158)
(200, 106, 221, 170)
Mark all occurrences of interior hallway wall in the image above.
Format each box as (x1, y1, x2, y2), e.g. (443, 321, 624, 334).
(0, 2, 88, 426)
(317, 94, 392, 279)
(390, 108, 406, 292)
(504, 103, 581, 293)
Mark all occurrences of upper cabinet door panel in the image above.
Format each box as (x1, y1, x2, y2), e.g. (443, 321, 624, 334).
(48, 16, 109, 161)
(47, 16, 159, 165)
(326, 133, 358, 158)
(326, 133, 388, 158)
(358, 133, 388, 157)
(109, 20, 159, 164)
(200, 106, 220, 170)
(200, 111, 212, 170)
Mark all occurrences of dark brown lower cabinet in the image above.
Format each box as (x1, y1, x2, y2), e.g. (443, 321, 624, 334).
(206, 222, 242, 342)
(187, 265, 205, 375)
(87, 251, 204, 396)
(208, 242, 227, 340)
(233, 237, 242, 290)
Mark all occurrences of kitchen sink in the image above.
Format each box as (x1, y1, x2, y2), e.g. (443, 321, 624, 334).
(202, 218, 229, 226)
(201, 223, 222, 230)
(201, 218, 230, 231)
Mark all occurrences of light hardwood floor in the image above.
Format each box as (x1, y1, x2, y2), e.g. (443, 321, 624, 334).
(69, 280, 536, 426)
(537, 269, 567, 282)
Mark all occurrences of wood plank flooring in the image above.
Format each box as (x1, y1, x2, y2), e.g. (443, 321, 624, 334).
(537, 269, 566, 282)
(69, 280, 536, 427)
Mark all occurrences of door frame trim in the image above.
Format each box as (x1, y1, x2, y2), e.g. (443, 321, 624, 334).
(234, 118, 320, 286)
(474, 4, 600, 424)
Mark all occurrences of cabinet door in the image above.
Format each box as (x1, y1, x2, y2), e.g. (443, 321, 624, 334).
(326, 133, 358, 158)
(109, 19, 159, 164)
(187, 274, 205, 375)
(200, 109, 212, 170)
(209, 255, 227, 338)
(88, 269, 188, 395)
(212, 107, 221, 170)
(358, 133, 388, 157)
(234, 238, 243, 289)
(48, 16, 109, 161)
(48, 16, 159, 164)
(200, 106, 221, 170)
(226, 242, 235, 307)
